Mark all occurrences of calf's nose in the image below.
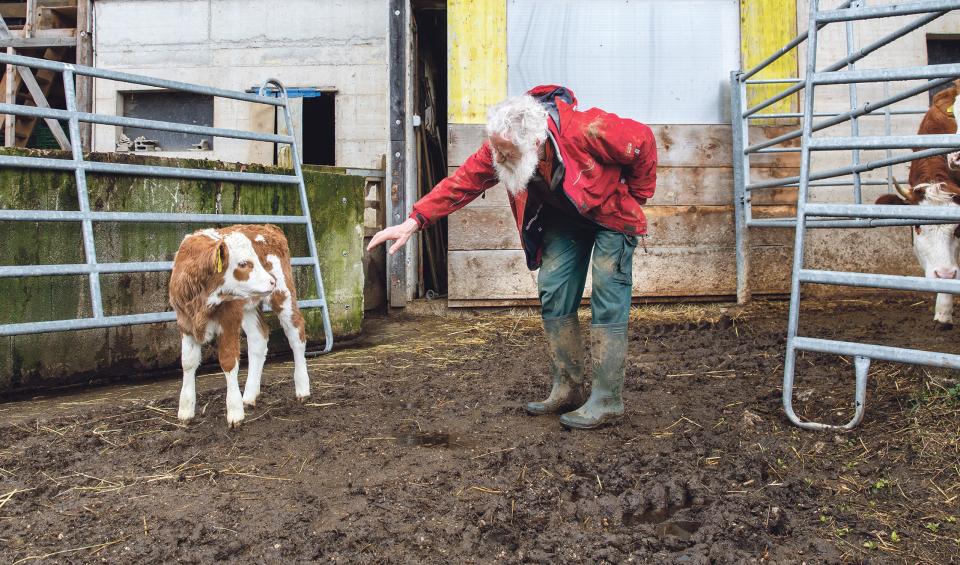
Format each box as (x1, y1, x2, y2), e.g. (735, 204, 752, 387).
(934, 267, 958, 279)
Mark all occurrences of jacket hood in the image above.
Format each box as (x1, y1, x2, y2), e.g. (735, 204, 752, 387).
(526, 85, 577, 108)
(526, 85, 577, 132)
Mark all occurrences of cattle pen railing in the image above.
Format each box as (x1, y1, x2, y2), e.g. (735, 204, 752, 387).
(731, 0, 960, 430)
(0, 53, 333, 354)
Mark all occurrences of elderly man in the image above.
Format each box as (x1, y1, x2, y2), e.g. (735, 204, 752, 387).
(367, 85, 657, 429)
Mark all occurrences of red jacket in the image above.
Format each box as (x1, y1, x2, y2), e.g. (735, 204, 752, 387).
(410, 85, 657, 269)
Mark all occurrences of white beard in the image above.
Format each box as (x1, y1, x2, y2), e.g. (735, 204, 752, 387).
(493, 146, 539, 196)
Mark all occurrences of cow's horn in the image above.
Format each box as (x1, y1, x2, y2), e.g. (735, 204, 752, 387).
(893, 178, 912, 200)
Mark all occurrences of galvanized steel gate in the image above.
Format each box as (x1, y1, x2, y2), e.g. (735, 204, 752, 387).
(731, 0, 960, 430)
(0, 53, 333, 353)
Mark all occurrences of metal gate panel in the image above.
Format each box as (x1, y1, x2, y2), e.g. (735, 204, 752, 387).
(731, 0, 960, 430)
(0, 53, 333, 354)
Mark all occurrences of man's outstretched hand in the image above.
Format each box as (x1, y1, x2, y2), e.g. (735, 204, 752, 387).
(366, 218, 420, 255)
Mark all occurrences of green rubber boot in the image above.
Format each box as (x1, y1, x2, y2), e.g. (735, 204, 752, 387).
(560, 322, 627, 429)
(525, 313, 587, 415)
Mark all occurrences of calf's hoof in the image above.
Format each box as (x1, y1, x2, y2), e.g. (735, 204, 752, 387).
(296, 394, 310, 403)
(226, 408, 245, 428)
(934, 321, 954, 331)
(242, 398, 257, 408)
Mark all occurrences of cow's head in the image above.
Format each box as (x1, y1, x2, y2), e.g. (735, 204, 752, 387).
(217, 231, 276, 299)
(938, 87, 960, 170)
(877, 182, 960, 281)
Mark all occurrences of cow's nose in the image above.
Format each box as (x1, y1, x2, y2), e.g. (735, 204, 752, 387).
(935, 267, 958, 279)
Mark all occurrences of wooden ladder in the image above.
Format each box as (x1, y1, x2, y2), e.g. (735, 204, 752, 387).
(0, 0, 78, 148)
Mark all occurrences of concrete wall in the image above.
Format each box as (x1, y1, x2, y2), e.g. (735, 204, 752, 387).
(0, 150, 365, 395)
(91, 0, 387, 168)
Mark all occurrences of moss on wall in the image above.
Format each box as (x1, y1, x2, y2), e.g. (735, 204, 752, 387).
(0, 149, 365, 394)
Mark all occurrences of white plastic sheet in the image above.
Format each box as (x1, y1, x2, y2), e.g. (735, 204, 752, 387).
(507, 0, 740, 124)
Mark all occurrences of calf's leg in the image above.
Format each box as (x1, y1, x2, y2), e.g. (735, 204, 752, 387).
(218, 317, 245, 427)
(241, 310, 269, 407)
(178, 333, 202, 423)
(272, 290, 310, 400)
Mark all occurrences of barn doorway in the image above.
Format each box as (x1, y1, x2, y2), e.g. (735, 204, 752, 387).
(412, 2, 448, 298)
(302, 93, 336, 166)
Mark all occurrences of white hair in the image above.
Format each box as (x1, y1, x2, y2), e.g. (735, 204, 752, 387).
(485, 95, 548, 149)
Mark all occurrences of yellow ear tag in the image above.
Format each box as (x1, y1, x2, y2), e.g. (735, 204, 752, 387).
(216, 248, 223, 273)
(948, 105, 954, 117)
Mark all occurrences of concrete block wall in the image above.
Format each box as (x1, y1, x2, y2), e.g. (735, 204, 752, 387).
(91, 0, 388, 168)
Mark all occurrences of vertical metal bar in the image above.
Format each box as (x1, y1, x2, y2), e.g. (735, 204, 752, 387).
(845, 4, 862, 204)
(782, 0, 821, 429)
(883, 81, 894, 191)
(387, 0, 407, 308)
(403, 0, 418, 301)
(4, 46, 14, 146)
(275, 83, 334, 354)
(63, 69, 103, 318)
(731, 71, 752, 304)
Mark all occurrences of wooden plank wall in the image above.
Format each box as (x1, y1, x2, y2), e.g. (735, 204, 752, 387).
(445, 124, 802, 306)
(443, 0, 916, 308)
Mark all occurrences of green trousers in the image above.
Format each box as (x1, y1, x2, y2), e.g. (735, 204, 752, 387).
(538, 220, 637, 323)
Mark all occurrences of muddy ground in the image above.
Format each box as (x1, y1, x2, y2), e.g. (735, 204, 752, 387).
(0, 297, 958, 564)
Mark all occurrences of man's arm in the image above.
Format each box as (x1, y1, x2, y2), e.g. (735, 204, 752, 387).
(409, 142, 499, 227)
(577, 109, 658, 203)
(367, 143, 499, 254)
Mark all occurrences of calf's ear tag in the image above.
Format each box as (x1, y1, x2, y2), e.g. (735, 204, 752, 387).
(216, 247, 223, 273)
(947, 104, 954, 116)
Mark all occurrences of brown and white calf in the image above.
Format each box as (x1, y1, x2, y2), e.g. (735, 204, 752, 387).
(169, 225, 309, 427)
(876, 81, 960, 328)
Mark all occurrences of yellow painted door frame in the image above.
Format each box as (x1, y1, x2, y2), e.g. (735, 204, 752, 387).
(741, 0, 799, 124)
(447, 0, 507, 124)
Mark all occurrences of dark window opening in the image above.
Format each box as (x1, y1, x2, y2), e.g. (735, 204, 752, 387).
(121, 91, 214, 151)
(302, 94, 336, 166)
(927, 36, 960, 102)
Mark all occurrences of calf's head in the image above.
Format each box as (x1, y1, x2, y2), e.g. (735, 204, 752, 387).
(877, 182, 960, 280)
(218, 232, 276, 298)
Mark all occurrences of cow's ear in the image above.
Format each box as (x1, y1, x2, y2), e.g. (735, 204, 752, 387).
(213, 240, 227, 274)
(875, 194, 906, 205)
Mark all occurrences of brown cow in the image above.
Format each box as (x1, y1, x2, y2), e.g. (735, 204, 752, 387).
(876, 81, 960, 329)
(169, 225, 309, 427)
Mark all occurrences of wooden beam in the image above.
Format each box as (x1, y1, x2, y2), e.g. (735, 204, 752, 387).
(76, 0, 91, 151)
(0, 4, 26, 20)
(387, 0, 407, 307)
(4, 28, 77, 38)
(0, 36, 75, 48)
